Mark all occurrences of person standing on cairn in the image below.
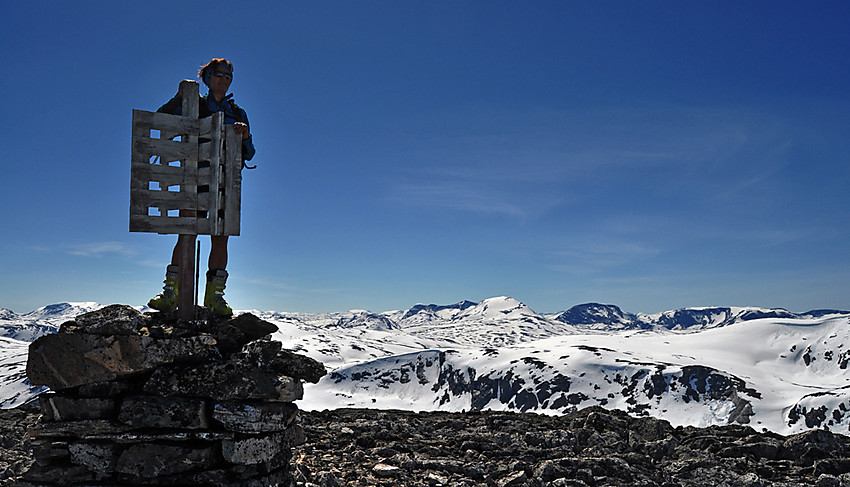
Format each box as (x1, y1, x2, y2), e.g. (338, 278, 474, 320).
(148, 58, 256, 316)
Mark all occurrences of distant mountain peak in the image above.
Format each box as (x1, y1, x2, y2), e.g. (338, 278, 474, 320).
(0, 302, 105, 342)
(554, 303, 637, 327)
(457, 296, 532, 317)
(399, 300, 478, 321)
(331, 310, 398, 331)
(22, 302, 102, 320)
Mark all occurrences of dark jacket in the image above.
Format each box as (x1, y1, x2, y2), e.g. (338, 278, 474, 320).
(157, 93, 256, 161)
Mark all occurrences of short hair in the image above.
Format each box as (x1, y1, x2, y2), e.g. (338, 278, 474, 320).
(198, 58, 234, 86)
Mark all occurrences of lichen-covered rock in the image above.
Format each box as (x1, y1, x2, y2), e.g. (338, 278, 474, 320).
(17, 305, 319, 486)
(143, 358, 304, 402)
(268, 349, 327, 384)
(114, 443, 216, 478)
(289, 407, 850, 487)
(27, 419, 136, 439)
(118, 395, 209, 429)
(213, 401, 298, 433)
(22, 461, 99, 485)
(60, 304, 150, 336)
(68, 441, 116, 474)
(39, 394, 117, 422)
(210, 313, 279, 353)
(221, 429, 301, 466)
(7, 404, 850, 486)
(27, 333, 218, 390)
(238, 340, 327, 383)
(77, 379, 135, 398)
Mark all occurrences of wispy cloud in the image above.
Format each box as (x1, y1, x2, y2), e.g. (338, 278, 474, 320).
(391, 180, 528, 217)
(547, 239, 663, 275)
(387, 102, 792, 221)
(66, 241, 135, 258)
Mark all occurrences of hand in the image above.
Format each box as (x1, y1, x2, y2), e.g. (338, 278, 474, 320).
(234, 122, 250, 140)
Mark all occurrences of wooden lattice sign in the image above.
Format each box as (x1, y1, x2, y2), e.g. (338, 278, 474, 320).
(129, 85, 242, 236)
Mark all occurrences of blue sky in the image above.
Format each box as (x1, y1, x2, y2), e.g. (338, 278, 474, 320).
(2, 1, 849, 315)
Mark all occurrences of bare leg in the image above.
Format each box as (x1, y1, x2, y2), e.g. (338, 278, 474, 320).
(209, 235, 229, 271)
(170, 240, 180, 266)
(169, 236, 198, 266)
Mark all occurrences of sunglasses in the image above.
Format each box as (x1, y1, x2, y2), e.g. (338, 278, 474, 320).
(210, 70, 233, 80)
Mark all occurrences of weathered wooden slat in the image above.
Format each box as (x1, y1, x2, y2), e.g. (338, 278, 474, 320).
(129, 189, 199, 208)
(130, 165, 206, 188)
(135, 175, 193, 190)
(129, 198, 153, 216)
(129, 201, 210, 216)
(199, 140, 211, 162)
(199, 117, 213, 138)
(130, 188, 211, 211)
(130, 161, 186, 175)
(132, 136, 197, 162)
(160, 129, 189, 141)
(208, 113, 224, 235)
(132, 110, 200, 137)
(130, 215, 212, 235)
(129, 172, 153, 191)
(224, 126, 242, 236)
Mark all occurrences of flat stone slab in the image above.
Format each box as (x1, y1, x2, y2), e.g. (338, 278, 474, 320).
(40, 394, 117, 422)
(69, 441, 116, 474)
(115, 443, 216, 478)
(212, 400, 298, 433)
(27, 333, 218, 390)
(27, 420, 234, 442)
(64, 304, 150, 336)
(119, 395, 209, 429)
(221, 426, 304, 466)
(144, 361, 303, 402)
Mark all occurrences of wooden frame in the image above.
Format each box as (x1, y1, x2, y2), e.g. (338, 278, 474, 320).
(129, 80, 243, 318)
(129, 86, 241, 236)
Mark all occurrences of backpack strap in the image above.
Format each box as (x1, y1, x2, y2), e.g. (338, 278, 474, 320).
(227, 99, 246, 124)
(200, 94, 245, 125)
(199, 94, 213, 118)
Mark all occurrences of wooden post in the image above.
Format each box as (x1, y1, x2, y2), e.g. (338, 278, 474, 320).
(224, 125, 242, 236)
(177, 80, 199, 320)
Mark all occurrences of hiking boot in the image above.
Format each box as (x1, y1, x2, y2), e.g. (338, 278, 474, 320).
(148, 265, 179, 313)
(204, 269, 232, 316)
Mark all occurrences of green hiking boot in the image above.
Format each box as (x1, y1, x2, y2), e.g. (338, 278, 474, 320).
(148, 265, 179, 313)
(204, 269, 233, 316)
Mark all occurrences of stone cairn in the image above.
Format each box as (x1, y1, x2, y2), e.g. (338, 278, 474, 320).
(21, 304, 326, 486)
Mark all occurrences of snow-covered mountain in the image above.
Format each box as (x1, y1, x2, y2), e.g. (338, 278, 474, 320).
(2, 297, 849, 435)
(0, 336, 43, 408)
(552, 302, 848, 332)
(0, 302, 101, 342)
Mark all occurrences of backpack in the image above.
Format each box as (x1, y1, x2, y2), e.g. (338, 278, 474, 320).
(199, 94, 246, 125)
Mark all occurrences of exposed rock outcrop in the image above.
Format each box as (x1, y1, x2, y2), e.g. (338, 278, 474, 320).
(4, 405, 850, 486)
(292, 407, 850, 487)
(19, 304, 325, 486)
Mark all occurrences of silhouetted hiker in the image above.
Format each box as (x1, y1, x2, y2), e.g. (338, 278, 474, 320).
(148, 58, 256, 316)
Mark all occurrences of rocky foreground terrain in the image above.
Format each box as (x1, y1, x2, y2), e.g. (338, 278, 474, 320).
(5, 403, 850, 487)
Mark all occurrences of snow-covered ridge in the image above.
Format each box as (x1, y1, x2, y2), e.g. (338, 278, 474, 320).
(2, 297, 849, 435)
(3, 297, 843, 341)
(0, 302, 101, 342)
(285, 313, 850, 435)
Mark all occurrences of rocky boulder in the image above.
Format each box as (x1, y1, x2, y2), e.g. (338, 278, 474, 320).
(19, 304, 326, 486)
